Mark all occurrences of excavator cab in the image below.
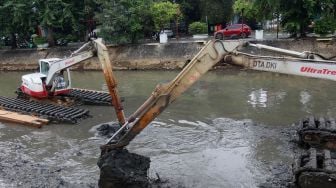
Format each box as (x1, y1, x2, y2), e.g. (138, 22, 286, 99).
(42, 59, 71, 93)
(20, 58, 73, 98)
(38, 58, 71, 91)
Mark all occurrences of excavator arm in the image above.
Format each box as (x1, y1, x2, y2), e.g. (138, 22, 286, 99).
(102, 39, 336, 151)
(98, 39, 336, 188)
(45, 44, 95, 86)
(102, 40, 243, 150)
(94, 39, 126, 125)
(43, 39, 126, 125)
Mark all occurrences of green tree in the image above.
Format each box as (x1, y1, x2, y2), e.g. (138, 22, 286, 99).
(150, 1, 181, 31)
(200, 0, 234, 24)
(0, 0, 37, 48)
(279, 0, 317, 37)
(233, 0, 280, 21)
(234, 0, 332, 37)
(72, 0, 99, 40)
(95, 0, 153, 44)
(175, 0, 201, 24)
(276, 0, 335, 37)
(233, 0, 257, 21)
(311, 0, 336, 35)
(253, 0, 280, 21)
(36, 0, 78, 46)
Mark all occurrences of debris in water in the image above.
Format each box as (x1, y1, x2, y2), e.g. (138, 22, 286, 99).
(95, 122, 121, 138)
(297, 116, 336, 150)
(293, 148, 336, 188)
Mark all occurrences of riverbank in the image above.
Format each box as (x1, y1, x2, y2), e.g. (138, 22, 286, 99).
(0, 38, 335, 71)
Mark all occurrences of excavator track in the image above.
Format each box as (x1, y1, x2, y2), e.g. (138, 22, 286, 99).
(17, 88, 116, 106)
(62, 88, 114, 105)
(297, 116, 336, 150)
(0, 96, 89, 123)
(293, 148, 336, 188)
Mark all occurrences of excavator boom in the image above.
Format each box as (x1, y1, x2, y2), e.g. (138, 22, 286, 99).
(45, 47, 94, 86)
(102, 40, 243, 150)
(99, 39, 336, 188)
(102, 39, 336, 151)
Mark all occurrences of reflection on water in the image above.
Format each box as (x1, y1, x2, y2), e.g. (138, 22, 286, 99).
(248, 88, 287, 108)
(300, 91, 312, 112)
(0, 70, 336, 187)
(248, 88, 268, 108)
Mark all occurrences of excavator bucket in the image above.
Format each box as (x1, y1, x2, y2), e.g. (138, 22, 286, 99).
(297, 116, 336, 150)
(293, 148, 336, 188)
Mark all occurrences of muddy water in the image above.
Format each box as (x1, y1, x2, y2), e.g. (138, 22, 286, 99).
(0, 70, 336, 187)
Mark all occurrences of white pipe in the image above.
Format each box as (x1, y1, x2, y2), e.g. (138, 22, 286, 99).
(249, 43, 308, 58)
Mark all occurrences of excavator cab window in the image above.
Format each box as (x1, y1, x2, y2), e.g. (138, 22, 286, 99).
(40, 61, 50, 75)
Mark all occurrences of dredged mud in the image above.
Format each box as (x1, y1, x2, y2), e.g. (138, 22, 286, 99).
(94, 122, 121, 138)
(94, 123, 177, 188)
(0, 155, 69, 187)
(95, 122, 151, 188)
(98, 148, 150, 188)
(0, 141, 97, 188)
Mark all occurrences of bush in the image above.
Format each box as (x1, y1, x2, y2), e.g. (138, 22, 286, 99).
(283, 22, 299, 35)
(65, 34, 80, 42)
(314, 18, 336, 35)
(33, 36, 47, 45)
(189, 22, 207, 34)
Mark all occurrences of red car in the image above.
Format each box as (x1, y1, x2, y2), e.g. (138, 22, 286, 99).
(214, 24, 251, 39)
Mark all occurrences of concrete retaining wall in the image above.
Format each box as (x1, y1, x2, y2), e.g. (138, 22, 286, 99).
(0, 39, 335, 71)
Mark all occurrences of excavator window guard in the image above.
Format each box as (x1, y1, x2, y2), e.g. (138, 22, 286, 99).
(40, 61, 49, 75)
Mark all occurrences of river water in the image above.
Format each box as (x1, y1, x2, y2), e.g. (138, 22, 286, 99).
(0, 70, 336, 187)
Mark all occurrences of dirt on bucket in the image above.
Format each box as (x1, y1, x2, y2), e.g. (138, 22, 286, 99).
(95, 122, 151, 188)
(98, 148, 151, 188)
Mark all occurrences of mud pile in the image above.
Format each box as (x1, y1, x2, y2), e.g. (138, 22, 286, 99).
(95, 122, 151, 188)
(95, 122, 120, 138)
(98, 149, 150, 188)
(0, 154, 71, 187)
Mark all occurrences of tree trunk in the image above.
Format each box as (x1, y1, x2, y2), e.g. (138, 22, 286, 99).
(47, 27, 55, 47)
(131, 33, 137, 44)
(276, 13, 279, 39)
(10, 33, 17, 49)
(175, 20, 179, 40)
(299, 23, 306, 37)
